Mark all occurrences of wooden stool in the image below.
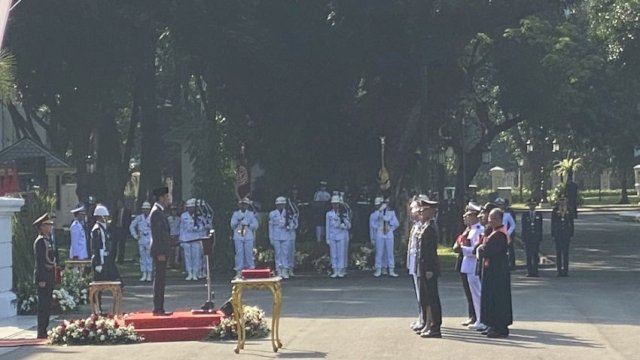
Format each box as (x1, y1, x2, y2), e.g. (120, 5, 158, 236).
(88, 281, 123, 316)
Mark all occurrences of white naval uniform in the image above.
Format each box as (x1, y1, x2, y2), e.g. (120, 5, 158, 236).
(269, 209, 291, 270)
(168, 215, 181, 264)
(69, 219, 89, 260)
(326, 209, 351, 271)
(370, 208, 400, 270)
(129, 213, 152, 273)
(180, 211, 203, 276)
(460, 222, 484, 324)
(230, 210, 259, 271)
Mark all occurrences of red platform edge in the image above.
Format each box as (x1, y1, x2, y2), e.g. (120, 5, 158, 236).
(119, 310, 224, 343)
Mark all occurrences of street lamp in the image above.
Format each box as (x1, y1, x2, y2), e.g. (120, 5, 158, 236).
(517, 157, 524, 202)
(526, 140, 534, 153)
(482, 146, 492, 164)
(86, 154, 96, 174)
(552, 139, 559, 153)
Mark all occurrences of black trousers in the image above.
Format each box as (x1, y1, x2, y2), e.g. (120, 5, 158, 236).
(460, 273, 476, 321)
(153, 259, 167, 312)
(507, 241, 516, 270)
(111, 227, 127, 264)
(418, 275, 442, 331)
(555, 241, 570, 274)
(524, 241, 540, 275)
(37, 283, 53, 338)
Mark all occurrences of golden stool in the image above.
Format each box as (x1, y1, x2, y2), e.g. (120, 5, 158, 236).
(231, 277, 283, 353)
(88, 281, 123, 316)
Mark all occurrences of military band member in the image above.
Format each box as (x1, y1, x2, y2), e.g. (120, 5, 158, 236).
(180, 199, 203, 281)
(313, 181, 331, 243)
(521, 198, 543, 277)
(326, 195, 351, 278)
(415, 198, 442, 338)
(370, 197, 400, 277)
(477, 208, 513, 338)
(551, 197, 574, 277)
(269, 197, 292, 278)
(150, 186, 172, 316)
(69, 205, 89, 260)
(91, 204, 122, 313)
(130, 201, 153, 282)
(231, 197, 259, 278)
(33, 214, 55, 338)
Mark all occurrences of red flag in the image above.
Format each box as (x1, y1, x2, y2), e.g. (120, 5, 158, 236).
(235, 145, 250, 199)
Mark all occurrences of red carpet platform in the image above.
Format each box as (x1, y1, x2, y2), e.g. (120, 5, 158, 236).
(0, 338, 48, 347)
(122, 310, 224, 342)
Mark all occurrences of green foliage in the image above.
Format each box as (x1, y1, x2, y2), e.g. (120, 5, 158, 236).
(0, 49, 16, 102)
(12, 191, 56, 287)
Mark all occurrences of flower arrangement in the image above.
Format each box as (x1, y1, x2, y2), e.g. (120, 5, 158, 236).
(254, 247, 275, 268)
(60, 268, 90, 305)
(312, 254, 331, 275)
(52, 288, 76, 313)
(48, 314, 144, 345)
(351, 245, 374, 271)
(208, 305, 269, 340)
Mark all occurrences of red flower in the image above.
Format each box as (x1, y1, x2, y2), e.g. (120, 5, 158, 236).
(107, 314, 114, 319)
(82, 329, 90, 337)
(91, 314, 98, 321)
(79, 320, 85, 328)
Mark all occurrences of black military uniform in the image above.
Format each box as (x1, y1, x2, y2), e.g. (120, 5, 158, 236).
(521, 199, 543, 277)
(150, 186, 172, 316)
(551, 198, 574, 277)
(33, 214, 56, 339)
(416, 200, 442, 338)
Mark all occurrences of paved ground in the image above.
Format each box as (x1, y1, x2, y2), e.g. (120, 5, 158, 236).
(1, 213, 639, 359)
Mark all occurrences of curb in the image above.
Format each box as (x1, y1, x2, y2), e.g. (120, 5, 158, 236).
(618, 213, 640, 223)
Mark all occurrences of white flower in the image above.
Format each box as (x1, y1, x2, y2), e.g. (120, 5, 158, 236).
(100, 335, 106, 342)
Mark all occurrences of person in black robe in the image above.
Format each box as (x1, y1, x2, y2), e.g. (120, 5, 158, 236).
(477, 208, 513, 338)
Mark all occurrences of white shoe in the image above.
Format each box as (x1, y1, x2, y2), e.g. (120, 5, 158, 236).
(330, 271, 339, 278)
(468, 321, 487, 330)
(146, 272, 153, 282)
(139, 273, 146, 282)
(388, 269, 399, 277)
(186, 272, 194, 281)
(282, 268, 289, 279)
(373, 268, 382, 277)
(235, 271, 242, 279)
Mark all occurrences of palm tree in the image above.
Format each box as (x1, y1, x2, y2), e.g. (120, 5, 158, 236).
(554, 157, 583, 183)
(0, 48, 16, 102)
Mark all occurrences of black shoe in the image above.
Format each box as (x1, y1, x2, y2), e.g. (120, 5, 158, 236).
(152, 311, 173, 316)
(420, 330, 442, 338)
(37, 333, 48, 339)
(461, 318, 475, 326)
(481, 327, 492, 335)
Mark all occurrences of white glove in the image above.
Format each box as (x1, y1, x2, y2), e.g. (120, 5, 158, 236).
(379, 204, 387, 211)
(340, 223, 347, 229)
(241, 219, 249, 226)
(95, 265, 102, 273)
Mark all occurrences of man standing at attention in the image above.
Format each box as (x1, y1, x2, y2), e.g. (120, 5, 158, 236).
(150, 186, 172, 316)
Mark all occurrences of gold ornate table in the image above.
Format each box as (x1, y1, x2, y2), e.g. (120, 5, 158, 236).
(88, 281, 123, 316)
(64, 260, 92, 270)
(231, 277, 283, 353)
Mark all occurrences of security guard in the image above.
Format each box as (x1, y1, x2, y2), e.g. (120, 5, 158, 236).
(521, 198, 543, 277)
(269, 196, 291, 278)
(230, 197, 259, 278)
(326, 195, 351, 278)
(130, 201, 153, 282)
(33, 213, 55, 339)
(370, 197, 400, 277)
(91, 204, 122, 313)
(69, 205, 89, 260)
(551, 197, 574, 277)
(180, 199, 203, 281)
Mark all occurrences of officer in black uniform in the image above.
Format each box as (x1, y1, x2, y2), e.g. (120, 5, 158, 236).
(521, 198, 543, 277)
(33, 213, 56, 339)
(551, 197, 574, 277)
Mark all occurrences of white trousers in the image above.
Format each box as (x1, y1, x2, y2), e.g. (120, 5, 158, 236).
(342, 236, 350, 269)
(288, 234, 296, 269)
(138, 243, 152, 272)
(182, 242, 202, 274)
(375, 234, 395, 269)
(329, 239, 345, 270)
(234, 239, 255, 271)
(272, 239, 290, 269)
(467, 273, 482, 322)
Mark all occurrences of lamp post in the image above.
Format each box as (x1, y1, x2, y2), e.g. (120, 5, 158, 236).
(85, 154, 96, 203)
(517, 157, 524, 202)
(525, 138, 559, 203)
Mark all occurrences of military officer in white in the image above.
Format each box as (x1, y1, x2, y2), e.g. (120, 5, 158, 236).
(269, 197, 292, 278)
(129, 201, 153, 282)
(326, 195, 351, 278)
(371, 198, 400, 277)
(69, 204, 89, 260)
(180, 199, 203, 281)
(231, 197, 259, 278)
(460, 203, 486, 330)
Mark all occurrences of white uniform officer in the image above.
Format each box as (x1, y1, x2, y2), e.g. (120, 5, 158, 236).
(230, 197, 259, 278)
(69, 204, 89, 260)
(129, 201, 153, 282)
(326, 195, 351, 278)
(460, 203, 486, 330)
(371, 198, 400, 277)
(180, 199, 203, 281)
(269, 197, 291, 278)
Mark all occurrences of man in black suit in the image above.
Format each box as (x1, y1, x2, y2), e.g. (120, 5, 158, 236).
(415, 198, 442, 338)
(33, 213, 56, 338)
(521, 199, 543, 277)
(150, 186, 172, 316)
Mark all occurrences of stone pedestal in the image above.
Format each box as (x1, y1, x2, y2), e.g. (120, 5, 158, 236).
(497, 187, 513, 204)
(0, 197, 25, 318)
(600, 169, 611, 191)
(490, 167, 505, 191)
